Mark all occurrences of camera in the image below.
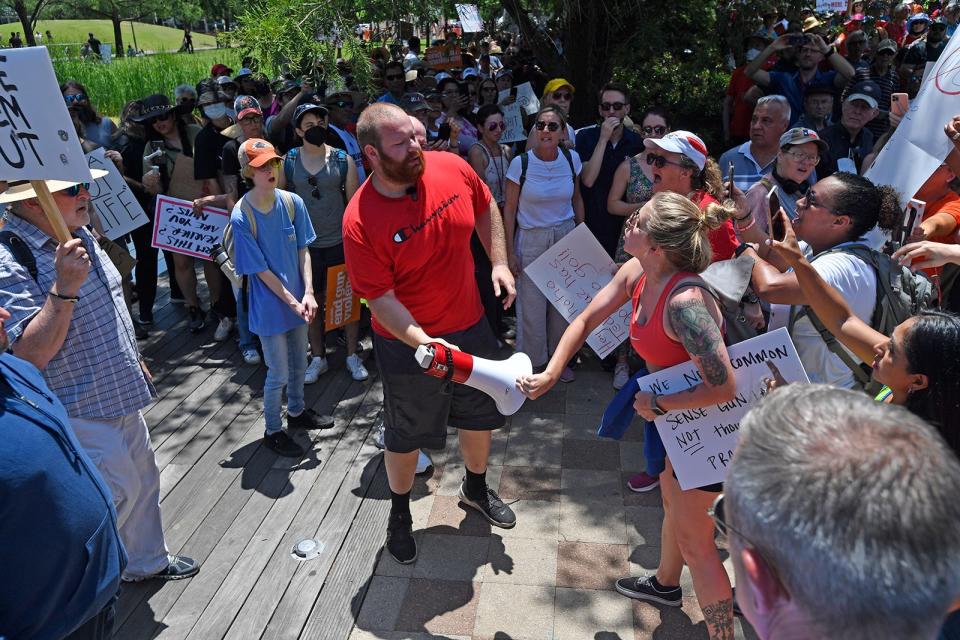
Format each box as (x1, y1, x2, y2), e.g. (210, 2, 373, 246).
(210, 242, 241, 287)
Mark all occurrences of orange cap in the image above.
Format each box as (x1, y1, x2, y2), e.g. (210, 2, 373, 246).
(238, 138, 282, 169)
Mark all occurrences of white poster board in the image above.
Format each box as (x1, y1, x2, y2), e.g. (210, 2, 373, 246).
(499, 101, 526, 143)
(0, 47, 90, 183)
(524, 224, 631, 359)
(865, 31, 960, 208)
(151, 194, 229, 260)
(637, 328, 809, 490)
(85, 148, 149, 240)
(816, 0, 846, 11)
(455, 4, 484, 33)
(500, 81, 540, 116)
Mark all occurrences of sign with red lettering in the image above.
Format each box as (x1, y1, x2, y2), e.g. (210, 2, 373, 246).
(151, 194, 229, 260)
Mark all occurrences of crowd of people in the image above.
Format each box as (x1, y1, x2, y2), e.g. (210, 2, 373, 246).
(3, 1, 960, 638)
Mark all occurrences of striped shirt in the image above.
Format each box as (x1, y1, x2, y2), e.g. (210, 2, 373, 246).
(717, 142, 777, 194)
(0, 215, 154, 418)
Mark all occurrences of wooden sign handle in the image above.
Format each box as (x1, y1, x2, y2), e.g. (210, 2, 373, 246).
(30, 180, 71, 244)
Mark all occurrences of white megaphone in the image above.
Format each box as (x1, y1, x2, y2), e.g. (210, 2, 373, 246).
(414, 342, 532, 415)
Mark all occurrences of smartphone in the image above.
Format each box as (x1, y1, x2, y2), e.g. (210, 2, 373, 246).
(891, 92, 909, 118)
(903, 198, 926, 243)
(768, 185, 785, 242)
(789, 34, 807, 47)
(726, 162, 735, 197)
(437, 123, 452, 141)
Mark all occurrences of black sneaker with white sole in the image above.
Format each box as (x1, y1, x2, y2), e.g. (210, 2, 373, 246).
(385, 511, 417, 564)
(262, 431, 306, 457)
(458, 482, 516, 528)
(615, 574, 682, 606)
(287, 408, 335, 430)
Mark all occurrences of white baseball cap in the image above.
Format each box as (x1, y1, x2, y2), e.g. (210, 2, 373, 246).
(643, 130, 709, 171)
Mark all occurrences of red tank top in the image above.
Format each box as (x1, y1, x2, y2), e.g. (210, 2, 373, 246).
(629, 271, 700, 368)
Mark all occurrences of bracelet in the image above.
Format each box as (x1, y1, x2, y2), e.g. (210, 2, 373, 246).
(734, 242, 753, 258)
(49, 290, 79, 303)
(736, 217, 757, 232)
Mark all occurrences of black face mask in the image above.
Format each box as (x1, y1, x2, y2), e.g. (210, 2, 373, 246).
(303, 125, 327, 146)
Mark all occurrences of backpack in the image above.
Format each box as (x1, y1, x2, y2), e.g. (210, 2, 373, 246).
(518, 147, 576, 193)
(0, 231, 37, 282)
(789, 243, 934, 390)
(284, 146, 349, 204)
(221, 189, 296, 310)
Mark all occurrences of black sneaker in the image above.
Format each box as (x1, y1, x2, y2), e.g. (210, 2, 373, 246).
(287, 408, 335, 430)
(615, 575, 682, 606)
(134, 322, 149, 339)
(122, 554, 199, 582)
(385, 511, 417, 564)
(458, 481, 516, 528)
(262, 431, 306, 457)
(188, 306, 206, 333)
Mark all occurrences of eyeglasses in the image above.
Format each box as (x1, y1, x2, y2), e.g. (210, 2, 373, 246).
(646, 153, 685, 169)
(708, 494, 785, 588)
(534, 120, 561, 131)
(783, 149, 819, 164)
(307, 175, 321, 199)
(64, 93, 87, 105)
(329, 100, 354, 109)
(240, 115, 264, 124)
(487, 121, 506, 131)
(385, 74, 405, 81)
(552, 91, 572, 101)
(878, 50, 896, 56)
(62, 182, 90, 197)
(255, 158, 282, 172)
(643, 125, 667, 136)
(147, 112, 174, 125)
(600, 101, 626, 111)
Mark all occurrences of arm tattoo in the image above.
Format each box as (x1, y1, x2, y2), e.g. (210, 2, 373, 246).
(701, 599, 735, 640)
(668, 297, 729, 387)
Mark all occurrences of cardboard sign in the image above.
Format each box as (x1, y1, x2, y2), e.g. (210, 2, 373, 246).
(151, 194, 229, 260)
(456, 4, 484, 32)
(324, 263, 361, 330)
(865, 29, 960, 208)
(85, 148, 149, 241)
(0, 47, 90, 183)
(500, 82, 540, 116)
(424, 45, 462, 70)
(499, 101, 526, 143)
(636, 328, 809, 490)
(524, 224, 631, 359)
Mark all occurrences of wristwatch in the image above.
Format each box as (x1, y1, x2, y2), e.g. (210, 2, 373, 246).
(650, 393, 666, 417)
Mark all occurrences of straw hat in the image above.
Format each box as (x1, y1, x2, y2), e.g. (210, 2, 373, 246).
(0, 170, 109, 204)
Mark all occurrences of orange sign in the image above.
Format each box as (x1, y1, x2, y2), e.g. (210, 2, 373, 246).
(324, 263, 361, 330)
(424, 44, 462, 70)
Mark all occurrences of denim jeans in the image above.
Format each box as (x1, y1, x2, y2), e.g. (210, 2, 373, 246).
(233, 284, 258, 352)
(260, 323, 309, 434)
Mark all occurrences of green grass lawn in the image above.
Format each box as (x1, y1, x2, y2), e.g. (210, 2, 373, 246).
(32, 19, 218, 54)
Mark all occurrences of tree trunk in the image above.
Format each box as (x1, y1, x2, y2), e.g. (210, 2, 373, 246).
(12, 0, 36, 46)
(562, 3, 613, 126)
(112, 12, 124, 57)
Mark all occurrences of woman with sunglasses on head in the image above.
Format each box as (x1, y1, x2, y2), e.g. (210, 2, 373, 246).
(503, 105, 585, 381)
(437, 78, 479, 156)
(61, 80, 117, 149)
(517, 191, 739, 639)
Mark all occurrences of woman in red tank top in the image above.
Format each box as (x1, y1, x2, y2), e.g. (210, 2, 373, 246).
(518, 191, 739, 639)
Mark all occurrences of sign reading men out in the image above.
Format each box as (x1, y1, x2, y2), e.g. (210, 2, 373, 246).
(0, 47, 90, 183)
(151, 195, 229, 260)
(636, 328, 809, 490)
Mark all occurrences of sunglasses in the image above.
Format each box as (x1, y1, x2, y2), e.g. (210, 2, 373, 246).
(646, 153, 685, 169)
(62, 182, 90, 197)
(147, 112, 175, 126)
(487, 121, 506, 131)
(64, 93, 87, 105)
(552, 91, 572, 100)
(600, 101, 626, 111)
(643, 125, 667, 135)
(329, 100, 354, 109)
(798, 189, 838, 214)
(385, 74, 405, 81)
(307, 175, 322, 199)
(534, 120, 561, 131)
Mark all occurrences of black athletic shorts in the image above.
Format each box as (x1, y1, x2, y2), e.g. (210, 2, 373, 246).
(374, 318, 506, 453)
(308, 243, 345, 302)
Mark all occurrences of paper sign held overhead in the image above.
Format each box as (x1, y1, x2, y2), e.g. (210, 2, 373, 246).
(85, 148, 149, 241)
(500, 82, 540, 116)
(524, 224, 631, 359)
(151, 195, 229, 260)
(324, 263, 361, 330)
(0, 47, 90, 183)
(636, 328, 809, 491)
(455, 4, 484, 32)
(499, 102, 526, 143)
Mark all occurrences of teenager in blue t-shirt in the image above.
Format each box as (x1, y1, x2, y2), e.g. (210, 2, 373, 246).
(232, 138, 335, 457)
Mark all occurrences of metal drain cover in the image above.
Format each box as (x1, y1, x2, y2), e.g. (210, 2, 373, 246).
(291, 538, 324, 561)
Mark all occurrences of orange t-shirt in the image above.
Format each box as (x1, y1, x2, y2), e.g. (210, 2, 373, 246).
(919, 193, 960, 276)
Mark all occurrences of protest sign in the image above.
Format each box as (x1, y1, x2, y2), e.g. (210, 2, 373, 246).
(865, 29, 960, 208)
(324, 263, 361, 330)
(815, 0, 846, 11)
(500, 82, 540, 116)
(85, 148, 149, 241)
(151, 195, 229, 260)
(499, 101, 526, 143)
(0, 47, 90, 184)
(635, 328, 809, 490)
(455, 4, 484, 32)
(424, 44, 462, 70)
(524, 224, 631, 359)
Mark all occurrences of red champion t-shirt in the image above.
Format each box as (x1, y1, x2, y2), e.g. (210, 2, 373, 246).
(343, 150, 492, 338)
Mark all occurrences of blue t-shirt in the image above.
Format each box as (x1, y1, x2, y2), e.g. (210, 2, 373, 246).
(768, 69, 838, 126)
(231, 190, 317, 337)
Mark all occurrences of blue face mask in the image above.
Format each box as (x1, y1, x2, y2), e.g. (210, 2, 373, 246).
(203, 103, 228, 120)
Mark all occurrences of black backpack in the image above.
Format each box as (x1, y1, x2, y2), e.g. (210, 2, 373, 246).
(518, 147, 576, 193)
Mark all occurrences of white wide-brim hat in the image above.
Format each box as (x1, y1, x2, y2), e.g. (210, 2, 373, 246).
(0, 169, 109, 205)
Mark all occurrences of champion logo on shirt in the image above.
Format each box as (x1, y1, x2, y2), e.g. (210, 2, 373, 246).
(392, 193, 460, 243)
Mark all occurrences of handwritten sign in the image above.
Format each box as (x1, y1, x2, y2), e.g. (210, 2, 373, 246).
(524, 224, 631, 359)
(151, 194, 229, 260)
(0, 47, 89, 183)
(500, 82, 540, 116)
(499, 102, 526, 143)
(424, 44, 462, 70)
(636, 328, 809, 490)
(815, 0, 846, 11)
(324, 263, 361, 330)
(85, 148, 149, 240)
(455, 4, 484, 32)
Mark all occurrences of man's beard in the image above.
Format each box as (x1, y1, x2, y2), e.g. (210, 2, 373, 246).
(379, 147, 425, 184)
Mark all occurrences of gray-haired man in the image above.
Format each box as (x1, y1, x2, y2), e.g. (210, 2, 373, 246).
(718, 95, 791, 193)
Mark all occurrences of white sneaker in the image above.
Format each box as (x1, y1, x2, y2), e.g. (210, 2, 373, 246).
(345, 353, 369, 381)
(214, 317, 234, 342)
(613, 361, 630, 390)
(304, 356, 328, 384)
(372, 419, 385, 449)
(242, 348, 261, 365)
(416, 450, 433, 475)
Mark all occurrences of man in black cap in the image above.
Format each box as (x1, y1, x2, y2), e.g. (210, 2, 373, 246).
(844, 38, 900, 139)
(266, 77, 315, 154)
(796, 83, 835, 131)
(819, 80, 880, 174)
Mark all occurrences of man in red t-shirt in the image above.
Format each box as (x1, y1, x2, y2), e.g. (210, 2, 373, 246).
(343, 103, 516, 564)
